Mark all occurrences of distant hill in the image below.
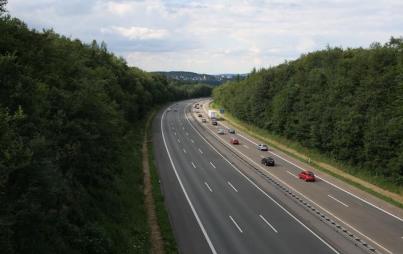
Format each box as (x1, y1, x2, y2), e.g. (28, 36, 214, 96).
(154, 71, 246, 85)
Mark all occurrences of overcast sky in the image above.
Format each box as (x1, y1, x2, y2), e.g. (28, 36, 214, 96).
(7, 0, 403, 74)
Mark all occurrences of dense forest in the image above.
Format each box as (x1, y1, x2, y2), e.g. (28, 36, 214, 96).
(0, 3, 210, 253)
(214, 38, 403, 187)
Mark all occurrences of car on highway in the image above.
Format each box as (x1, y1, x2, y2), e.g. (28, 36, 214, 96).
(167, 108, 171, 112)
(230, 137, 239, 144)
(257, 144, 268, 151)
(228, 128, 235, 134)
(198, 113, 202, 117)
(212, 120, 217, 125)
(298, 170, 316, 182)
(174, 109, 177, 112)
(217, 128, 225, 135)
(261, 157, 275, 166)
(202, 118, 207, 123)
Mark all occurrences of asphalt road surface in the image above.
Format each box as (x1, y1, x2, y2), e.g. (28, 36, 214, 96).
(152, 99, 403, 254)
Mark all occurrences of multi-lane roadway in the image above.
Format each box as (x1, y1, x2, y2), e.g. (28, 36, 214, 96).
(152, 99, 403, 254)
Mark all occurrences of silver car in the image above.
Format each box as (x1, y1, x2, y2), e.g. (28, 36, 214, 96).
(217, 128, 225, 135)
(257, 144, 268, 151)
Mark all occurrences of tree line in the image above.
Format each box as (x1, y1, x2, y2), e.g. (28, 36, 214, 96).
(0, 5, 210, 254)
(213, 38, 403, 187)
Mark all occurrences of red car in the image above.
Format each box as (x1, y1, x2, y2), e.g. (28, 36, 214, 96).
(230, 138, 239, 144)
(298, 170, 315, 182)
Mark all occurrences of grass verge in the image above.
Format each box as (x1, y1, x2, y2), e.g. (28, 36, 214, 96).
(145, 108, 178, 253)
(115, 123, 150, 253)
(211, 102, 403, 209)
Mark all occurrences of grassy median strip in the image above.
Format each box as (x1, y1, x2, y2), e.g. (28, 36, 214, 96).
(211, 102, 403, 209)
(145, 109, 178, 254)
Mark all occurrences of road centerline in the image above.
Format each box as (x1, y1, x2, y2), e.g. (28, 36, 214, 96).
(286, 170, 298, 179)
(229, 216, 243, 233)
(259, 214, 278, 233)
(210, 161, 216, 168)
(328, 195, 349, 208)
(204, 182, 213, 192)
(227, 181, 238, 192)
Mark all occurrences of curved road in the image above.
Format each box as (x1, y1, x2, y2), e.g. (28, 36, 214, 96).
(152, 99, 402, 254)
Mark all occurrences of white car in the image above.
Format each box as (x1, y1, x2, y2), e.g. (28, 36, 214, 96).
(217, 128, 225, 135)
(257, 144, 268, 151)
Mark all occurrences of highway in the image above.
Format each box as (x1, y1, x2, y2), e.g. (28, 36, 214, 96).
(152, 99, 403, 254)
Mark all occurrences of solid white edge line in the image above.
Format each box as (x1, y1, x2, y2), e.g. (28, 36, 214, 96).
(191, 162, 196, 168)
(184, 105, 340, 254)
(161, 108, 218, 254)
(229, 215, 243, 233)
(195, 108, 393, 254)
(227, 181, 238, 192)
(318, 176, 403, 222)
(259, 214, 278, 233)
(205, 182, 213, 192)
(328, 195, 349, 208)
(218, 114, 403, 223)
(210, 161, 216, 169)
(286, 171, 298, 179)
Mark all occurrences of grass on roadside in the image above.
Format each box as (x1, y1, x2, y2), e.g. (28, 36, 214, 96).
(211, 102, 403, 209)
(115, 125, 150, 254)
(146, 109, 178, 253)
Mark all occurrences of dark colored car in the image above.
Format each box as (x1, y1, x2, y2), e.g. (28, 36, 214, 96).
(212, 120, 217, 125)
(198, 113, 202, 117)
(228, 128, 235, 134)
(261, 157, 275, 166)
(202, 118, 207, 123)
(230, 138, 239, 144)
(298, 171, 315, 182)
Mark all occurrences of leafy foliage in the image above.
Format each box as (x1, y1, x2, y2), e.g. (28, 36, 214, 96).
(0, 11, 209, 254)
(214, 38, 403, 186)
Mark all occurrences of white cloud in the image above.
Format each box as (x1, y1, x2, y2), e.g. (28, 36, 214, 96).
(106, 2, 134, 15)
(297, 38, 316, 53)
(101, 26, 169, 40)
(6, 0, 403, 73)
